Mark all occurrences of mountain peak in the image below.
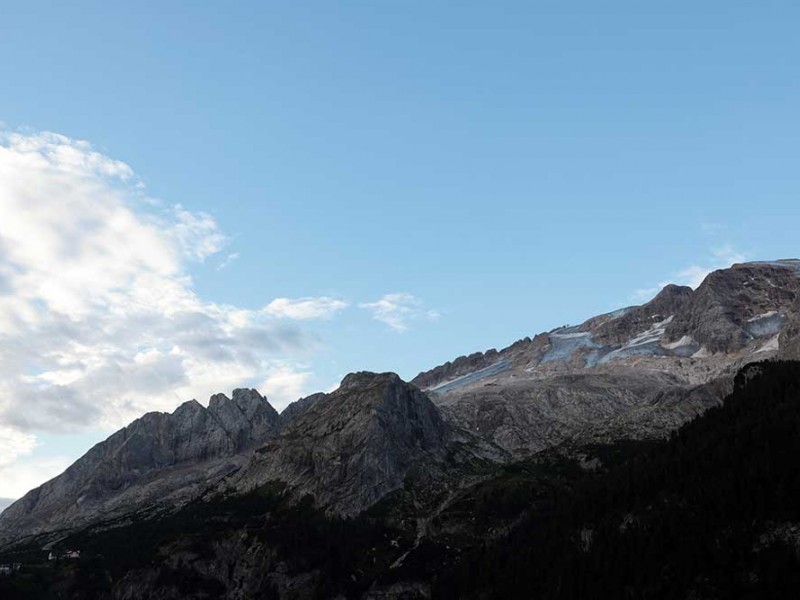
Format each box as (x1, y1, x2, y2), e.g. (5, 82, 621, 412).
(733, 258, 800, 270)
(339, 371, 402, 391)
(234, 372, 448, 515)
(231, 387, 264, 404)
(653, 283, 693, 299)
(666, 259, 800, 353)
(0, 387, 282, 544)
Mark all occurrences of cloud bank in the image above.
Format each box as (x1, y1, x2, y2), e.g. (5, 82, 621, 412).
(263, 297, 349, 320)
(360, 293, 440, 332)
(0, 131, 331, 451)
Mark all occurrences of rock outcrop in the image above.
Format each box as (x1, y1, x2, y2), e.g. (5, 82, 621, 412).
(664, 261, 800, 353)
(589, 284, 693, 346)
(278, 392, 326, 428)
(0, 389, 280, 546)
(779, 295, 800, 361)
(411, 349, 502, 391)
(231, 372, 452, 515)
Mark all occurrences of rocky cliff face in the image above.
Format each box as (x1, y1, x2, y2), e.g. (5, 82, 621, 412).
(663, 261, 800, 353)
(0, 372, 502, 546)
(589, 284, 693, 346)
(278, 392, 326, 428)
(0, 389, 280, 546)
(230, 372, 453, 516)
(779, 294, 800, 361)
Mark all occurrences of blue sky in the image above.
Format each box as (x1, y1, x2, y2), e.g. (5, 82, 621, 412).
(0, 1, 798, 498)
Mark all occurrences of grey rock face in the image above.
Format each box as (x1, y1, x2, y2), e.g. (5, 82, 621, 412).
(411, 349, 502, 390)
(278, 392, 326, 428)
(418, 260, 800, 456)
(779, 295, 800, 360)
(664, 262, 800, 353)
(589, 284, 693, 346)
(231, 372, 452, 515)
(435, 370, 680, 456)
(0, 389, 280, 546)
(208, 388, 280, 451)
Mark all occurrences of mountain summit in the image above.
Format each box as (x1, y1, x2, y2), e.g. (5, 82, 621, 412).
(0, 389, 282, 546)
(230, 371, 452, 515)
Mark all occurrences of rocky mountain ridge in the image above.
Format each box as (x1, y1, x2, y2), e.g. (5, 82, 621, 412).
(7, 360, 800, 599)
(0, 388, 284, 546)
(416, 260, 800, 390)
(414, 260, 800, 455)
(229, 372, 495, 515)
(2, 259, 800, 551)
(0, 373, 505, 546)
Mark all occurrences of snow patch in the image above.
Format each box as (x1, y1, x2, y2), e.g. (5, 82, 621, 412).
(598, 306, 634, 322)
(540, 331, 598, 365)
(663, 335, 695, 349)
(756, 334, 780, 353)
(747, 311, 778, 322)
(598, 316, 673, 364)
(745, 311, 785, 338)
(660, 334, 700, 357)
(626, 316, 673, 348)
(550, 331, 592, 339)
(428, 359, 512, 394)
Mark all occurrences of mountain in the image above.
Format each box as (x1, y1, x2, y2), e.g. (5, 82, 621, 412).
(414, 260, 800, 455)
(0, 373, 505, 549)
(277, 391, 325, 427)
(2, 259, 800, 577)
(4, 360, 800, 599)
(433, 360, 800, 599)
(0, 389, 281, 546)
(229, 371, 504, 516)
(232, 372, 448, 516)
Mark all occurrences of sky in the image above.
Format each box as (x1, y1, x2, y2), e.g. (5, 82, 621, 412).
(0, 1, 799, 500)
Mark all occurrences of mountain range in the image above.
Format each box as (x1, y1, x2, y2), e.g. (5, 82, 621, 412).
(2, 259, 800, 598)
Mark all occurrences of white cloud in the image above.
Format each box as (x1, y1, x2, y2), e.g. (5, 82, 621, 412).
(263, 297, 349, 320)
(0, 455, 74, 500)
(360, 292, 440, 332)
(170, 205, 227, 261)
(259, 363, 314, 411)
(675, 246, 746, 289)
(0, 130, 324, 440)
(216, 252, 240, 271)
(0, 426, 37, 470)
(633, 246, 747, 301)
(631, 286, 662, 302)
